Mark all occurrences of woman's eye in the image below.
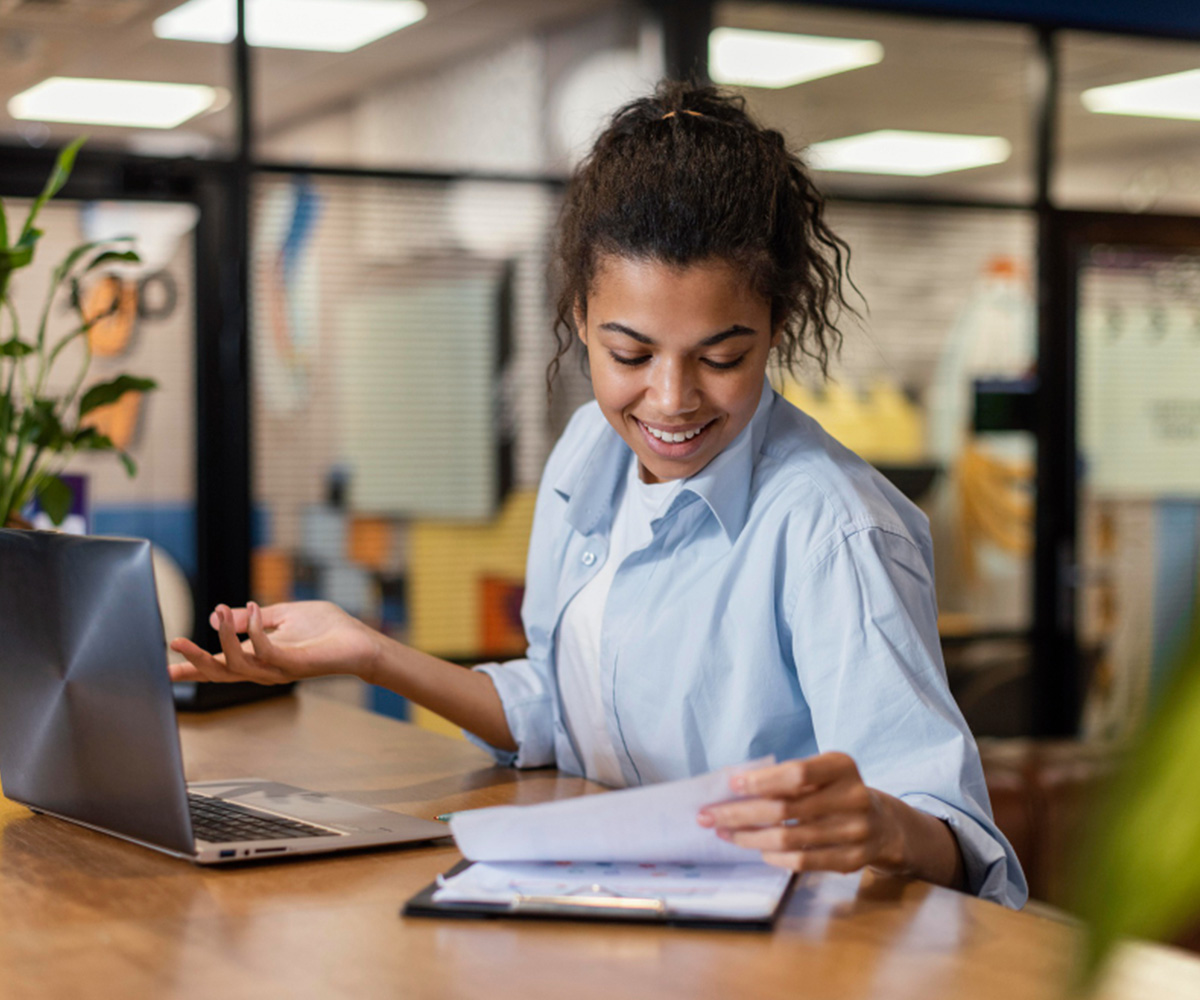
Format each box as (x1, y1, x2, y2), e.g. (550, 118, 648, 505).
(609, 352, 650, 367)
(702, 356, 746, 370)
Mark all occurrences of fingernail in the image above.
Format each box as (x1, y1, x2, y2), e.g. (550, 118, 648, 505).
(697, 810, 714, 827)
(716, 829, 731, 841)
(209, 611, 220, 629)
(731, 775, 747, 793)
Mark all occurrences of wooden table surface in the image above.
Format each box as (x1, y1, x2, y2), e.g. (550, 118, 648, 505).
(1, 689, 1197, 1000)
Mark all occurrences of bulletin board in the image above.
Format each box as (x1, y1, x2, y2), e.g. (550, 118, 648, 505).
(336, 258, 507, 519)
(1078, 248, 1200, 498)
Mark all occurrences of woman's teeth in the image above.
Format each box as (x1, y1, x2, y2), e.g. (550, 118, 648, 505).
(644, 422, 707, 443)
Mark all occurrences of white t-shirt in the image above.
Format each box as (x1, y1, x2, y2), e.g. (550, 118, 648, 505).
(555, 458, 681, 786)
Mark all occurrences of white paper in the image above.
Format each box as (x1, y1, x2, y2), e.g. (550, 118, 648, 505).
(432, 860, 792, 918)
(449, 758, 772, 865)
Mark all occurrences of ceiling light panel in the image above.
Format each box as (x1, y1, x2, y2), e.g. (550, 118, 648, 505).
(8, 77, 221, 129)
(1082, 68, 1200, 121)
(155, 0, 427, 52)
(806, 130, 1012, 177)
(709, 27, 883, 89)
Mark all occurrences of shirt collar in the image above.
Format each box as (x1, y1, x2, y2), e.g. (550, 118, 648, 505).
(554, 378, 776, 542)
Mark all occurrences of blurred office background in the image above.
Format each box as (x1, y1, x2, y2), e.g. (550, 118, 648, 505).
(3, 0, 1200, 913)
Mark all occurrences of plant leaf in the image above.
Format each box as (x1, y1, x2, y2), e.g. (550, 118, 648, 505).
(0, 338, 34, 358)
(118, 451, 137, 478)
(0, 243, 35, 272)
(19, 137, 86, 243)
(0, 393, 12, 455)
(20, 399, 67, 451)
(83, 249, 140, 273)
(79, 375, 156, 418)
(4, 228, 43, 298)
(0, 199, 8, 251)
(36, 473, 73, 526)
(54, 237, 135, 287)
(71, 426, 115, 451)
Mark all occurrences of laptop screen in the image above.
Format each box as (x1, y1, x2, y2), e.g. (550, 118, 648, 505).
(0, 530, 195, 854)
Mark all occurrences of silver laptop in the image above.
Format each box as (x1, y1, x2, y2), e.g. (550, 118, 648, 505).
(0, 529, 448, 864)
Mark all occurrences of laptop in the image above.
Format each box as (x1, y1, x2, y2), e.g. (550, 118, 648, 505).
(0, 529, 449, 864)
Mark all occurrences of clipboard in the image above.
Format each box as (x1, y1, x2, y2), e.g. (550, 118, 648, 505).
(401, 860, 796, 931)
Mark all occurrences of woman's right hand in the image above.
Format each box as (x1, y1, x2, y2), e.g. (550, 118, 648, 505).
(168, 601, 383, 686)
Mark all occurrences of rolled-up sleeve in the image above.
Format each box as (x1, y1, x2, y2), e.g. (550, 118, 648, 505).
(790, 524, 1028, 909)
(467, 656, 554, 767)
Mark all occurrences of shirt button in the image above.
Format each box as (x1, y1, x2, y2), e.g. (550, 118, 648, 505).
(581, 551, 596, 566)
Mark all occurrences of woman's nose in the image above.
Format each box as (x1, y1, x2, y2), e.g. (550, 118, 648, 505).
(649, 361, 700, 415)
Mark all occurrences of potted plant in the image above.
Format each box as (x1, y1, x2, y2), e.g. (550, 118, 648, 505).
(0, 138, 155, 528)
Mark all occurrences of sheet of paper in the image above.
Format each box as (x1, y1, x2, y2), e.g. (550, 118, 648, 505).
(432, 860, 792, 919)
(449, 758, 772, 865)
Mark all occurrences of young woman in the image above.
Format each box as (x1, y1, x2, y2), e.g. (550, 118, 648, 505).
(170, 83, 1026, 909)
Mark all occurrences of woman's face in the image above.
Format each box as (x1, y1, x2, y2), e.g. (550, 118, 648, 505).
(578, 255, 777, 484)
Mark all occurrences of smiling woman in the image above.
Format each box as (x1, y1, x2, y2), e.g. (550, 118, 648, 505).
(170, 80, 1027, 911)
(578, 256, 775, 484)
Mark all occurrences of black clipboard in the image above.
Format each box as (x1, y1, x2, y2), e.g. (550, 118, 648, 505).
(401, 860, 795, 931)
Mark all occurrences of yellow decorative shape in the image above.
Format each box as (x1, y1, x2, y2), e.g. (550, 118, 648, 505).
(863, 379, 925, 464)
(83, 274, 138, 357)
(779, 376, 927, 464)
(956, 442, 1034, 579)
(409, 490, 536, 660)
(409, 703, 465, 741)
(82, 390, 142, 451)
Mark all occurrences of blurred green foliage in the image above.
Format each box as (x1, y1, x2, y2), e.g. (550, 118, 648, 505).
(0, 138, 155, 525)
(1071, 616, 1200, 992)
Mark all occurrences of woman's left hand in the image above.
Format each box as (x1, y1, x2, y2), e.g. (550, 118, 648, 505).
(697, 752, 903, 874)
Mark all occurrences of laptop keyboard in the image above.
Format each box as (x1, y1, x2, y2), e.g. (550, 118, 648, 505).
(188, 792, 343, 843)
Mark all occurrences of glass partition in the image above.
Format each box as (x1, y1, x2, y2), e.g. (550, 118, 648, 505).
(1057, 31, 1200, 213)
(250, 172, 562, 690)
(0, 0, 233, 159)
(254, 1, 653, 173)
(1077, 244, 1200, 739)
(783, 201, 1037, 734)
(713, 2, 1037, 203)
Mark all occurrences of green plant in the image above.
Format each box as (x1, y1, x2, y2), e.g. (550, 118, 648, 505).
(1071, 617, 1200, 992)
(0, 138, 155, 526)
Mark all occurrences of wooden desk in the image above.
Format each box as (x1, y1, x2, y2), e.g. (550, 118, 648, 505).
(0, 690, 1195, 1000)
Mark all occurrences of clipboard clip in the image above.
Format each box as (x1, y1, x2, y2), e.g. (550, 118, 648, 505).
(511, 883, 668, 916)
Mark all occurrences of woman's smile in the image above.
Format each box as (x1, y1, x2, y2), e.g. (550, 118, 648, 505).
(633, 416, 719, 458)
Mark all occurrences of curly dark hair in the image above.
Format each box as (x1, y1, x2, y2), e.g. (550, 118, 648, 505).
(549, 80, 857, 391)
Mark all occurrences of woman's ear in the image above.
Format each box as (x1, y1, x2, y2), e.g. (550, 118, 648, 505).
(574, 300, 588, 347)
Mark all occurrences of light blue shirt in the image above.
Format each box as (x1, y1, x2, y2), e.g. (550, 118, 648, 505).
(469, 379, 1028, 908)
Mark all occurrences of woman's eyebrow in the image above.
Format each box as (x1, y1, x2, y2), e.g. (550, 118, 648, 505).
(598, 322, 757, 346)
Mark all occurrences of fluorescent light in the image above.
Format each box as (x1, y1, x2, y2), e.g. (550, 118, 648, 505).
(155, 0, 426, 52)
(8, 77, 221, 129)
(709, 27, 882, 89)
(1082, 68, 1200, 121)
(807, 130, 1011, 176)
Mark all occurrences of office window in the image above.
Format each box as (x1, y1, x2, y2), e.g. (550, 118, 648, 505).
(254, 1, 645, 174)
(250, 173, 561, 667)
(1077, 247, 1200, 738)
(1057, 32, 1200, 213)
(713, 3, 1037, 203)
(0, 0, 233, 159)
(813, 203, 1036, 634)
